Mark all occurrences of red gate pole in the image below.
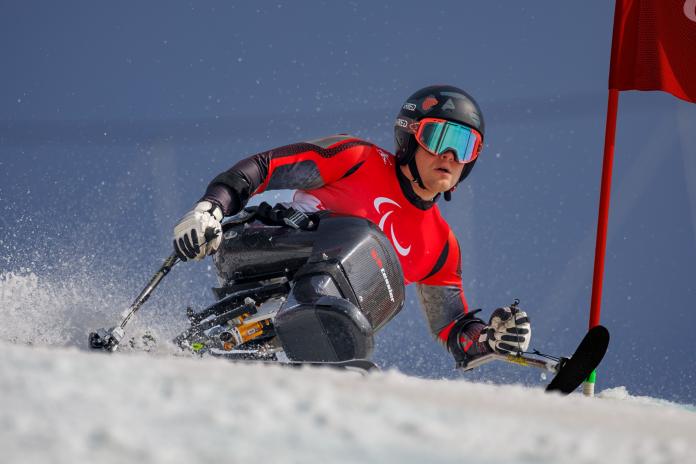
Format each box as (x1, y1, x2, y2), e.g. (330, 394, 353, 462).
(589, 88, 620, 328)
(583, 88, 620, 396)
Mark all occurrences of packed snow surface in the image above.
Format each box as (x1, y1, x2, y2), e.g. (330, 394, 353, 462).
(1, 341, 694, 464)
(1, 271, 695, 463)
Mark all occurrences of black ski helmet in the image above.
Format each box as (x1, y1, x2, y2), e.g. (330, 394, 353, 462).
(394, 85, 485, 199)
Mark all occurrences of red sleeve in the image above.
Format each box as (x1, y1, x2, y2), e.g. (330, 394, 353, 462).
(421, 229, 467, 291)
(255, 137, 373, 194)
(202, 135, 373, 215)
(416, 230, 470, 343)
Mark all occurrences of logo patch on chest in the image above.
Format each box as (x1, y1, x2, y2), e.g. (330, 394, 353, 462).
(373, 197, 411, 256)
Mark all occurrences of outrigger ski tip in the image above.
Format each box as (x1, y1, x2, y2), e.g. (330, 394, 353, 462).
(545, 325, 610, 395)
(88, 327, 124, 351)
(491, 325, 610, 395)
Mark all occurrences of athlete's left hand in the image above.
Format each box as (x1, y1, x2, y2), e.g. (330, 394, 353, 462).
(479, 306, 531, 355)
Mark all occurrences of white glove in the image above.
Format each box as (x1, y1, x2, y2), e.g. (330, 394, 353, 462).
(480, 306, 531, 355)
(173, 201, 223, 261)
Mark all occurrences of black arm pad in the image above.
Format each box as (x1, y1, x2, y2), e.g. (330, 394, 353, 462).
(446, 309, 487, 365)
(200, 183, 241, 217)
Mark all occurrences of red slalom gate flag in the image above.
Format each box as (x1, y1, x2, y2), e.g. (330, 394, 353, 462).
(609, 0, 696, 103)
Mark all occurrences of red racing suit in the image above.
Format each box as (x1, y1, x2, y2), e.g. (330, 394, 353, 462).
(201, 134, 468, 343)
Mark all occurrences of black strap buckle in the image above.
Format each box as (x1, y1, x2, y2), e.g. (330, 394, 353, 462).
(283, 209, 312, 229)
(251, 202, 318, 230)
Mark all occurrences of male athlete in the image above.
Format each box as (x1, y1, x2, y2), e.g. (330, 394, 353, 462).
(172, 85, 531, 369)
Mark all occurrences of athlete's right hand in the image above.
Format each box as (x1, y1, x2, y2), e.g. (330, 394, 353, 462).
(173, 201, 223, 261)
(480, 306, 531, 355)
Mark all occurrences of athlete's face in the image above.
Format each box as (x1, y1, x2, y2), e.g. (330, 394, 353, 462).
(412, 146, 465, 198)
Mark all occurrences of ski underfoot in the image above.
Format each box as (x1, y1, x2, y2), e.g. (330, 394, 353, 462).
(281, 358, 380, 373)
(229, 358, 380, 375)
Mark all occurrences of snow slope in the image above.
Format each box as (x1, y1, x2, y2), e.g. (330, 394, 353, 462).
(1, 340, 694, 464)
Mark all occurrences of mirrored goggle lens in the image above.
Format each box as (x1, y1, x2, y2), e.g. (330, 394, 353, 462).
(417, 120, 481, 164)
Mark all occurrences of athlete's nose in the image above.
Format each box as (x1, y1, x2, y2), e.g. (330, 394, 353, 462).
(440, 150, 456, 162)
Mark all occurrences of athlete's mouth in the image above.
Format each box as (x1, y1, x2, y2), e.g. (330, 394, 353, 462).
(436, 167, 451, 174)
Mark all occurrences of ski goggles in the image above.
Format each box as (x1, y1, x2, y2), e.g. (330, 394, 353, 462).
(398, 117, 483, 164)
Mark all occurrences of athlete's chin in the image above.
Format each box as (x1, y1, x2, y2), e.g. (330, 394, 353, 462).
(427, 179, 455, 193)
